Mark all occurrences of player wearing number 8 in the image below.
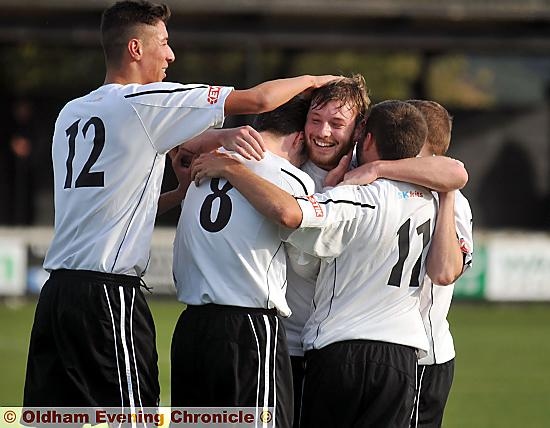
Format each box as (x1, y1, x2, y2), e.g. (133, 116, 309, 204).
(23, 0, 339, 409)
(171, 97, 315, 427)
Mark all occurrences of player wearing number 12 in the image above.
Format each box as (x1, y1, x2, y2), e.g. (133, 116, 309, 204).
(23, 0, 338, 409)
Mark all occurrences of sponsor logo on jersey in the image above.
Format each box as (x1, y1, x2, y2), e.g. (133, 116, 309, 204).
(398, 190, 424, 199)
(207, 86, 222, 104)
(459, 237, 471, 254)
(306, 195, 324, 217)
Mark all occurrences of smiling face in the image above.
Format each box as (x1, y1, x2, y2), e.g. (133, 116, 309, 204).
(304, 100, 358, 171)
(138, 20, 175, 83)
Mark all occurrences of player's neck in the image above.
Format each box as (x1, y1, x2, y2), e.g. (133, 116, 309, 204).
(104, 70, 129, 85)
(104, 66, 147, 86)
(260, 133, 285, 159)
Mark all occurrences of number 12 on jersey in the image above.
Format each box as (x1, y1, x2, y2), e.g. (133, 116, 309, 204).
(64, 117, 106, 189)
(388, 218, 431, 288)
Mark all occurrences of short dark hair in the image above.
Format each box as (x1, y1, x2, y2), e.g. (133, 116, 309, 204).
(252, 97, 309, 136)
(310, 73, 371, 133)
(406, 100, 453, 155)
(364, 100, 428, 160)
(101, 1, 171, 66)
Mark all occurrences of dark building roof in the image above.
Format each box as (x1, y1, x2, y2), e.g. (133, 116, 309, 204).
(0, 0, 549, 53)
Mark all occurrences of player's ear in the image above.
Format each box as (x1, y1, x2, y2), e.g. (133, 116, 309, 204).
(352, 120, 365, 145)
(128, 38, 143, 60)
(292, 131, 305, 148)
(287, 131, 303, 154)
(364, 132, 375, 151)
(362, 132, 378, 158)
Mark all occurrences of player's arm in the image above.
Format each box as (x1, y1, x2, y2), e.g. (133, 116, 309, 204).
(182, 126, 266, 161)
(191, 152, 303, 228)
(157, 146, 192, 216)
(341, 156, 468, 192)
(425, 191, 464, 285)
(224, 75, 341, 116)
(192, 152, 364, 259)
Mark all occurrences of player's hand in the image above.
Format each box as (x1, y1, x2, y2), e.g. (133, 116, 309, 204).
(312, 75, 344, 88)
(340, 162, 378, 186)
(191, 151, 243, 186)
(324, 150, 353, 188)
(169, 145, 193, 196)
(301, 75, 343, 99)
(220, 126, 265, 161)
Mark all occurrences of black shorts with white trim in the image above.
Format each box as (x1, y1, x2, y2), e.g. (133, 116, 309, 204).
(171, 303, 293, 428)
(410, 359, 455, 428)
(23, 269, 160, 408)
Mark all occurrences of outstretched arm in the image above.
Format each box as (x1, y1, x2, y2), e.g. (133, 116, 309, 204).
(342, 156, 468, 191)
(425, 192, 464, 285)
(191, 152, 303, 228)
(225, 75, 341, 116)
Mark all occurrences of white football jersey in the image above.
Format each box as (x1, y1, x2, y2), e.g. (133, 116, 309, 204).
(173, 151, 315, 316)
(283, 160, 327, 356)
(283, 179, 437, 352)
(419, 190, 473, 365)
(44, 82, 232, 276)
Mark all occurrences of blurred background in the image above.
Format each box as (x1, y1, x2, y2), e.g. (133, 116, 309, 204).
(0, 0, 549, 427)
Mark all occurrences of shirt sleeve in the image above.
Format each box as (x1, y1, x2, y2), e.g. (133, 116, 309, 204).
(126, 83, 233, 154)
(455, 191, 474, 273)
(282, 185, 376, 259)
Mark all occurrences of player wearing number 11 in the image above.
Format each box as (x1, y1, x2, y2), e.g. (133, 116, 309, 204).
(23, 0, 339, 409)
(192, 100, 448, 427)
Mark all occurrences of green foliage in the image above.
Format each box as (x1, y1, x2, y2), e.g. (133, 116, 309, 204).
(0, 44, 104, 95)
(2, 44, 546, 111)
(429, 55, 495, 108)
(167, 49, 247, 86)
(290, 51, 420, 101)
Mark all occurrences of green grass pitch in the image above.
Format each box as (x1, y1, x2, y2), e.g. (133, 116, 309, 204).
(1, 299, 549, 427)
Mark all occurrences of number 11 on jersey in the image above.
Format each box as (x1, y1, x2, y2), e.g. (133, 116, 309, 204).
(388, 218, 431, 288)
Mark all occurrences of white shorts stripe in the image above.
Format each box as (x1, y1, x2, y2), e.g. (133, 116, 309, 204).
(128, 288, 146, 425)
(272, 317, 278, 428)
(298, 360, 306, 428)
(411, 364, 426, 428)
(248, 315, 261, 428)
(118, 287, 136, 418)
(262, 315, 271, 428)
(103, 285, 124, 407)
